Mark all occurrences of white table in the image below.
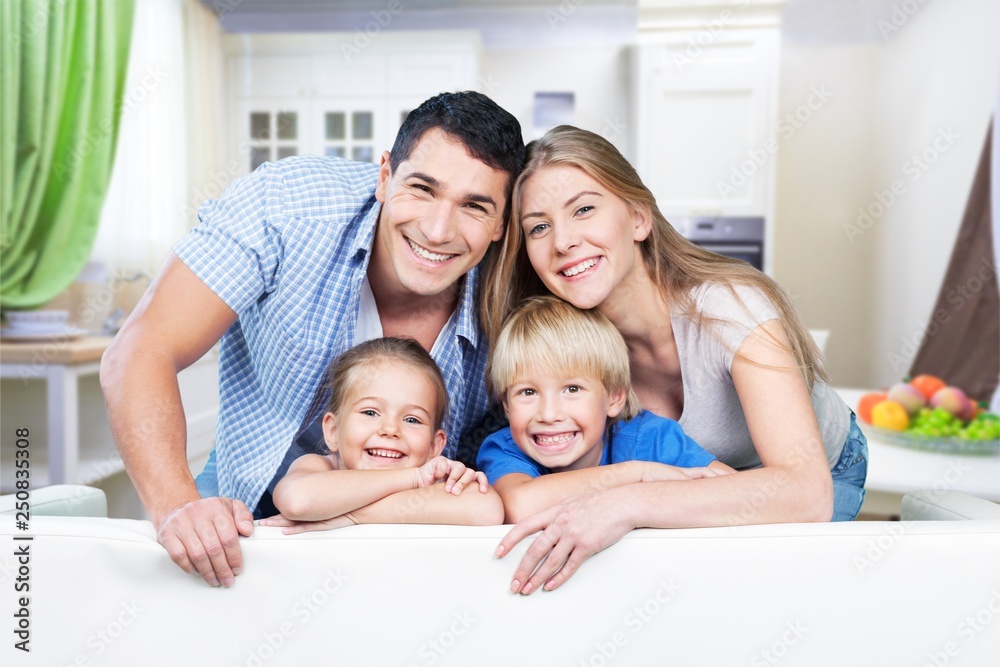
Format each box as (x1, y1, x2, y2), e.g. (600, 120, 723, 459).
(834, 388, 1000, 515)
(0, 336, 114, 485)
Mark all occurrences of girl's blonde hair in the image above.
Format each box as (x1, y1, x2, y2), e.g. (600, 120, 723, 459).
(482, 125, 826, 389)
(324, 337, 449, 428)
(488, 294, 640, 421)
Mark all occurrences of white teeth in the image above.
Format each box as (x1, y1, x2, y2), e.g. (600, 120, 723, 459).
(408, 239, 455, 263)
(561, 258, 598, 277)
(535, 433, 575, 446)
(367, 449, 404, 459)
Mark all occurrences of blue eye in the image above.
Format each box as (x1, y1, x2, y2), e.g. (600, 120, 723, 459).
(575, 206, 594, 216)
(526, 223, 549, 237)
(403, 416, 423, 425)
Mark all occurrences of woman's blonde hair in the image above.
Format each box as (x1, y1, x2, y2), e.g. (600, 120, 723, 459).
(488, 294, 640, 422)
(481, 125, 826, 389)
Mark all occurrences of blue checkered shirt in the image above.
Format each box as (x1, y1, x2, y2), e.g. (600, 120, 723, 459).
(173, 156, 492, 512)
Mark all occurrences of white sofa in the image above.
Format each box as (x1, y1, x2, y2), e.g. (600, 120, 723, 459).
(3, 516, 999, 666)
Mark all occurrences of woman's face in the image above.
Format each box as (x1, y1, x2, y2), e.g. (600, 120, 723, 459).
(519, 165, 651, 310)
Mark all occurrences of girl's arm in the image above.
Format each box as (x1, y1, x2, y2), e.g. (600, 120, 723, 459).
(498, 320, 833, 594)
(272, 454, 420, 521)
(263, 473, 504, 531)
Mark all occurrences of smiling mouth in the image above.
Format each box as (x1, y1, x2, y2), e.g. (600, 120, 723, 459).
(408, 238, 457, 263)
(532, 432, 578, 451)
(365, 448, 404, 460)
(559, 257, 600, 278)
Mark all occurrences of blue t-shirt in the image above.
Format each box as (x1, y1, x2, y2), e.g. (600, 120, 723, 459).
(476, 410, 716, 485)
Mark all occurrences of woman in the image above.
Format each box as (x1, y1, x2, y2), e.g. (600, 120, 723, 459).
(482, 125, 867, 594)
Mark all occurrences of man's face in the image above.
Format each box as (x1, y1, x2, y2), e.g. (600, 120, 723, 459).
(371, 128, 509, 298)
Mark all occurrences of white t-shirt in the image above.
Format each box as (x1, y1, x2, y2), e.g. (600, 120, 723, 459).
(353, 275, 450, 357)
(672, 282, 850, 470)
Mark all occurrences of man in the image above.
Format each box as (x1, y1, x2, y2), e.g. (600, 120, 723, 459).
(100, 92, 524, 588)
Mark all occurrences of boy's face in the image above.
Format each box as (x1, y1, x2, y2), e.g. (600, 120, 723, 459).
(504, 371, 626, 473)
(371, 127, 509, 299)
(323, 363, 446, 470)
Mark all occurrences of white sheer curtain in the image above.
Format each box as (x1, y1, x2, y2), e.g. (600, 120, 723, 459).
(992, 23, 1000, 412)
(92, 0, 226, 278)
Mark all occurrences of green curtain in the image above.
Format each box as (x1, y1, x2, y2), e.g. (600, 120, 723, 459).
(0, 0, 134, 310)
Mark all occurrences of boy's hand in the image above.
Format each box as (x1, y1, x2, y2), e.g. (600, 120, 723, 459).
(413, 457, 489, 495)
(258, 513, 357, 534)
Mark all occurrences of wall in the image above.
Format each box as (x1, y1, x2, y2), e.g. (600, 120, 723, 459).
(483, 45, 632, 156)
(870, 0, 999, 390)
(773, 0, 999, 389)
(772, 42, 880, 387)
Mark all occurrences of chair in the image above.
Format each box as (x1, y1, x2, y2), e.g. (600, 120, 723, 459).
(901, 489, 1000, 521)
(0, 484, 107, 518)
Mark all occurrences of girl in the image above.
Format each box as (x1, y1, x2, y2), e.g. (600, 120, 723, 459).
(262, 337, 503, 532)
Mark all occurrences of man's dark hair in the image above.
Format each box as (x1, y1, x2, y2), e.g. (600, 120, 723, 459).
(389, 91, 525, 217)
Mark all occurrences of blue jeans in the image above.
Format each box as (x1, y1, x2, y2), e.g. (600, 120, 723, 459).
(195, 449, 219, 498)
(830, 412, 868, 521)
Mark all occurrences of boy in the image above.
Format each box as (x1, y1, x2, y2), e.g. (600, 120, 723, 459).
(477, 296, 734, 522)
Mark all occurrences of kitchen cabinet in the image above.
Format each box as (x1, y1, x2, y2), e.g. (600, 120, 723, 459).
(225, 32, 481, 173)
(632, 1, 785, 274)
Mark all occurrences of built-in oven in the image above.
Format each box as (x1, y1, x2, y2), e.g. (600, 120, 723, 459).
(671, 216, 764, 271)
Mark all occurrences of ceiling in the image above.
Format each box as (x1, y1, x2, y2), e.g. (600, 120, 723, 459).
(201, 0, 918, 43)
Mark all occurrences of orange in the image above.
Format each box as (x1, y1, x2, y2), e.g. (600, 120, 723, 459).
(857, 392, 888, 424)
(910, 374, 946, 401)
(871, 400, 910, 431)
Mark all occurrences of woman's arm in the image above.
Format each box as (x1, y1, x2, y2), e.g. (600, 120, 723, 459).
(494, 461, 724, 522)
(498, 320, 834, 593)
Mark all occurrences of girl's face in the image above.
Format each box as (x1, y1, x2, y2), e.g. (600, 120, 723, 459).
(519, 165, 651, 310)
(323, 362, 446, 470)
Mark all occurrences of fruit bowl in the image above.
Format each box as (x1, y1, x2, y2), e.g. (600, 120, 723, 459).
(864, 425, 999, 456)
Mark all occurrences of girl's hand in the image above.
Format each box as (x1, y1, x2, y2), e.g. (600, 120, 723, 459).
(413, 456, 481, 495)
(258, 513, 357, 534)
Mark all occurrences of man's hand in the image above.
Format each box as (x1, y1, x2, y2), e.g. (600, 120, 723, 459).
(640, 463, 734, 483)
(155, 497, 254, 587)
(413, 456, 486, 495)
(496, 490, 634, 595)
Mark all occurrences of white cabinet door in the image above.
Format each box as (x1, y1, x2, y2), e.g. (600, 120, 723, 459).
(635, 31, 778, 218)
(310, 96, 388, 164)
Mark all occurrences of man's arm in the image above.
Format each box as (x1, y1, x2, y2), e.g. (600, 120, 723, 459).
(100, 254, 252, 587)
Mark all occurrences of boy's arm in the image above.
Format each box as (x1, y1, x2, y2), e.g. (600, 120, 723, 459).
(494, 462, 653, 523)
(272, 454, 421, 521)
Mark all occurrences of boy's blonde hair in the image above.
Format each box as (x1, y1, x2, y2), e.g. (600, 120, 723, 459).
(488, 295, 640, 421)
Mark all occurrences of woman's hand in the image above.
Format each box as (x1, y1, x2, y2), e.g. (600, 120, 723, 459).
(640, 463, 734, 482)
(413, 456, 488, 495)
(258, 513, 357, 534)
(496, 488, 635, 595)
